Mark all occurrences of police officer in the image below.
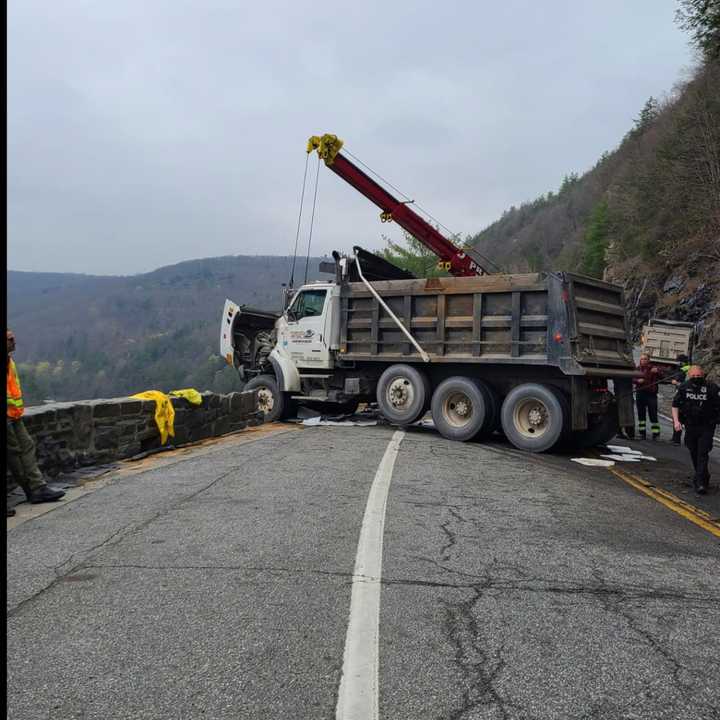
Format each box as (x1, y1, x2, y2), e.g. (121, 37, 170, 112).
(672, 365, 720, 495)
(670, 354, 690, 445)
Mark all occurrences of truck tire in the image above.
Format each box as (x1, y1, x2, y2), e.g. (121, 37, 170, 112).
(244, 374, 287, 423)
(476, 380, 500, 436)
(500, 383, 567, 452)
(431, 377, 488, 442)
(376, 364, 430, 426)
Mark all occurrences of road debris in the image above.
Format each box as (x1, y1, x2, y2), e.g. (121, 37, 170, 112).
(606, 445, 643, 455)
(571, 458, 616, 467)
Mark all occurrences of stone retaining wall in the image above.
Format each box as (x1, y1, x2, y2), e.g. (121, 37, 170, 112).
(12, 390, 262, 479)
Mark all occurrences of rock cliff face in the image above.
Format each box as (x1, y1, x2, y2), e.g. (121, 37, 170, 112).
(606, 236, 720, 379)
(469, 59, 720, 379)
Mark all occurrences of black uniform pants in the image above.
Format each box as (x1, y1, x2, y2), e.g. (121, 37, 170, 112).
(636, 393, 660, 437)
(684, 425, 715, 489)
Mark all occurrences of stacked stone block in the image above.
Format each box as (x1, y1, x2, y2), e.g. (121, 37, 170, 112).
(13, 390, 261, 479)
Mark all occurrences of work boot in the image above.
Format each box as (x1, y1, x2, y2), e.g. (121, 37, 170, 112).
(27, 486, 65, 504)
(652, 434, 659, 442)
(639, 431, 646, 440)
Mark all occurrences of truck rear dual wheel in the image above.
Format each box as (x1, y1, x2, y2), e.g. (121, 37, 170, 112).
(500, 383, 568, 453)
(376, 364, 430, 425)
(431, 377, 498, 442)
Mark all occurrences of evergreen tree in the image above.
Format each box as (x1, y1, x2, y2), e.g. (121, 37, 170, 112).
(676, 0, 720, 58)
(581, 200, 611, 278)
(634, 97, 660, 133)
(379, 231, 449, 278)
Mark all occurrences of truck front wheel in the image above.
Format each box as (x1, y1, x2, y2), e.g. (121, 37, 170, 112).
(500, 383, 566, 452)
(376, 364, 430, 426)
(431, 377, 489, 442)
(244, 374, 287, 423)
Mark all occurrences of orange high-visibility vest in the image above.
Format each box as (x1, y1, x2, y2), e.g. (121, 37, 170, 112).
(7, 358, 24, 419)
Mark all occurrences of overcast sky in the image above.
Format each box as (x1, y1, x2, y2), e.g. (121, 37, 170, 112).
(8, 0, 695, 276)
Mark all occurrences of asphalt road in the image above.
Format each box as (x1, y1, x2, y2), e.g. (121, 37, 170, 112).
(6, 423, 720, 720)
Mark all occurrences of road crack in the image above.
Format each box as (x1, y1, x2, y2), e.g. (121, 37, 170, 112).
(7, 465, 244, 618)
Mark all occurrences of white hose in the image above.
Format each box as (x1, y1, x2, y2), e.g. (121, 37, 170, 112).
(353, 250, 431, 363)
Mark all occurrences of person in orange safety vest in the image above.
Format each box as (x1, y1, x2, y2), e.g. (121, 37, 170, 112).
(7, 329, 65, 515)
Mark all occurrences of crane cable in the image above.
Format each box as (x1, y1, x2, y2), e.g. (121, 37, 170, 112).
(289, 152, 311, 288)
(342, 147, 501, 273)
(303, 155, 322, 284)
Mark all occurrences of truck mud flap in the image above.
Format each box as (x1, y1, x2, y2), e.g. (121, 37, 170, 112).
(614, 378, 635, 428)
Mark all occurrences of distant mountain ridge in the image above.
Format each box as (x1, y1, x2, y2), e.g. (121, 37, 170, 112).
(7, 255, 329, 404)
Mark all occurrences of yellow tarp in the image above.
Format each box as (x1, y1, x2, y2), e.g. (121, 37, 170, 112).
(169, 388, 203, 406)
(131, 391, 176, 445)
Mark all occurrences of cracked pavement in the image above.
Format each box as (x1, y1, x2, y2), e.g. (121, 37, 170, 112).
(6, 425, 720, 719)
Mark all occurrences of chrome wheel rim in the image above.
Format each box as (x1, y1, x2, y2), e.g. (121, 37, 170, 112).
(387, 377, 415, 411)
(256, 386, 275, 413)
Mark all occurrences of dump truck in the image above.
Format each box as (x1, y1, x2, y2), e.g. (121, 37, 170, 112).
(640, 318, 695, 368)
(220, 248, 637, 452)
(219, 133, 637, 452)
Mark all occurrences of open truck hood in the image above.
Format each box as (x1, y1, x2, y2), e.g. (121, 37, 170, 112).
(220, 299, 280, 368)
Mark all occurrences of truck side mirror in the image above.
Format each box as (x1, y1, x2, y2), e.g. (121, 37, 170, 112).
(281, 287, 296, 313)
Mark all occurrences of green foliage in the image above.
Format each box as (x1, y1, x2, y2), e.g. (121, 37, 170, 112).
(559, 173, 579, 195)
(676, 0, 720, 58)
(580, 200, 610, 277)
(633, 97, 660, 134)
(379, 231, 449, 278)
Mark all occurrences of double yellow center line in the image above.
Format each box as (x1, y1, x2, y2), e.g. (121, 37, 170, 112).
(608, 466, 720, 539)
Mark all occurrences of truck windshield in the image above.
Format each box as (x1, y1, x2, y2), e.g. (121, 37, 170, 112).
(291, 289, 327, 320)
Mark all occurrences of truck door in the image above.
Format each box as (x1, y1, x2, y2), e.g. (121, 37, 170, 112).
(280, 288, 332, 369)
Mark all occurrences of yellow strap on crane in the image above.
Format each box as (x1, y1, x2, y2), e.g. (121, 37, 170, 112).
(307, 133, 344, 165)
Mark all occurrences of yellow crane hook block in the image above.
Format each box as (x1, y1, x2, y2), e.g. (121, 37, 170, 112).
(307, 133, 344, 165)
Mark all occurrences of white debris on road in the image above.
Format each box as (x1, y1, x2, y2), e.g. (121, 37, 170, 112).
(606, 445, 643, 455)
(571, 458, 616, 467)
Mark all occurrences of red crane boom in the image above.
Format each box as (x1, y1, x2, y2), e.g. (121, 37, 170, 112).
(307, 133, 494, 277)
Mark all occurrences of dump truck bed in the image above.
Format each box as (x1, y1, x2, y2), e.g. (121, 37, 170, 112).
(339, 271, 635, 376)
(641, 318, 695, 365)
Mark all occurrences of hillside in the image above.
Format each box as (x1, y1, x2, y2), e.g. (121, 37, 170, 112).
(469, 58, 720, 375)
(8, 255, 328, 405)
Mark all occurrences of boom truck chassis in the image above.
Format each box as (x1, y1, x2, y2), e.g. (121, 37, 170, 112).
(220, 135, 637, 452)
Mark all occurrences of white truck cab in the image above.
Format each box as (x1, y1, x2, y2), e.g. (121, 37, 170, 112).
(221, 281, 344, 418)
(276, 282, 339, 370)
